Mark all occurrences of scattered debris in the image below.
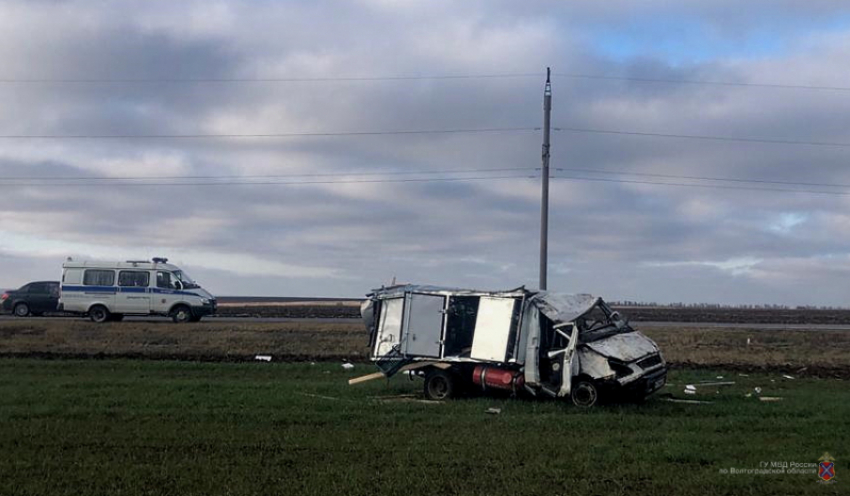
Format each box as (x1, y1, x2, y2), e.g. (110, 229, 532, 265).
(782, 374, 794, 380)
(738, 373, 749, 377)
(297, 392, 341, 401)
(684, 385, 697, 395)
(662, 397, 713, 405)
(759, 396, 784, 402)
(254, 355, 272, 362)
(746, 337, 751, 346)
(696, 381, 735, 387)
(754, 387, 763, 394)
(342, 362, 355, 370)
(716, 376, 724, 379)
(486, 407, 502, 415)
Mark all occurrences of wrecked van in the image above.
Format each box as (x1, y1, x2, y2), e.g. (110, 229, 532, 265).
(356, 285, 667, 407)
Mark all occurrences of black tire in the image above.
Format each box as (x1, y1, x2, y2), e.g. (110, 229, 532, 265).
(110, 314, 125, 322)
(571, 379, 600, 408)
(13, 302, 30, 317)
(89, 305, 110, 324)
(424, 370, 455, 401)
(171, 305, 192, 324)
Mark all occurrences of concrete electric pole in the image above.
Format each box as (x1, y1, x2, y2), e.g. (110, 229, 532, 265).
(539, 67, 552, 290)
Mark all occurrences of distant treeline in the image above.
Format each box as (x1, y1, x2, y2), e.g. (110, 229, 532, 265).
(610, 301, 848, 310)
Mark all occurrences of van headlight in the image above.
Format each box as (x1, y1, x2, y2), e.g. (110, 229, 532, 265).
(201, 298, 210, 305)
(608, 360, 633, 379)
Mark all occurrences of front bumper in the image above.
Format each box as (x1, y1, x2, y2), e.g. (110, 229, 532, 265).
(191, 300, 217, 317)
(623, 367, 668, 398)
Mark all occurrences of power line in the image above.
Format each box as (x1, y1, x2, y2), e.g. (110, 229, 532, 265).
(0, 174, 535, 188)
(0, 127, 540, 139)
(552, 175, 850, 197)
(2, 71, 848, 93)
(555, 126, 850, 148)
(0, 73, 542, 84)
(555, 167, 850, 190)
(0, 166, 535, 182)
(553, 72, 850, 92)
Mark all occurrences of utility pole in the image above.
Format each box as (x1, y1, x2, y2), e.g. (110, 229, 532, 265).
(539, 67, 552, 290)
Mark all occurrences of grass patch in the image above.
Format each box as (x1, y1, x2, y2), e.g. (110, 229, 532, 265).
(0, 359, 846, 495)
(2, 320, 850, 377)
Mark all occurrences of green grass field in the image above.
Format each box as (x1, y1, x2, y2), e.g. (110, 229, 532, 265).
(0, 359, 845, 495)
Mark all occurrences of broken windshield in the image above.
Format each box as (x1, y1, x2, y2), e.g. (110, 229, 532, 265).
(578, 303, 630, 342)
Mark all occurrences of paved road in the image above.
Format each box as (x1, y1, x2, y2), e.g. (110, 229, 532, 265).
(2, 314, 850, 330)
(0, 315, 357, 324)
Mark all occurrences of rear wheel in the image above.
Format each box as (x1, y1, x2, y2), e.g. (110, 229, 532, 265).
(571, 379, 600, 408)
(13, 302, 30, 317)
(424, 370, 455, 401)
(171, 305, 192, 324)
(89, 305, 110, 323)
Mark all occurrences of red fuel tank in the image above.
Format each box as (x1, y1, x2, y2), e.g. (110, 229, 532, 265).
(472, 366, 525, 393)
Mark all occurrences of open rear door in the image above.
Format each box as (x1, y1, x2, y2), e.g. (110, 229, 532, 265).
(374, 298, 404, 357)
(402, 293, 446, 358)
(470, 297, 519, 362)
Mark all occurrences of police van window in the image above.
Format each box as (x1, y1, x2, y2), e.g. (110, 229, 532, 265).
(156, 271, 172, 289)
(84, 270, 115, 286)
(118, 271, 150, 287)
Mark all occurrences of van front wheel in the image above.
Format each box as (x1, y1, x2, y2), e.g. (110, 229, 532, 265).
(571, 379, 600, 408)
(171, 305, 192, 324)
(89, 305, 110, 324)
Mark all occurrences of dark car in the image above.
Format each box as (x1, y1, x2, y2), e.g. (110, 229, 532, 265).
(1, 281, 60, 317)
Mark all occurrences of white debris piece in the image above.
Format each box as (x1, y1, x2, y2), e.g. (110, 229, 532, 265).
(754, 387, 762, 394)
(254, 355, 272, 362)
(782, 374, 794, 380)
(759, 396, 783, 402)
(486, 407, 502, 415)
(342, 362, 355, 370)
(684, 385, 697, 395)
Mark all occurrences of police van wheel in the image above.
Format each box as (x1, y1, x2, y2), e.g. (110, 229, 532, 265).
(13, 303, 30, 317)
(89, 305, 110, 324)
(171, 305, 192, 324)
(424, 370, 455, 401)
(571, 379, 600, 408)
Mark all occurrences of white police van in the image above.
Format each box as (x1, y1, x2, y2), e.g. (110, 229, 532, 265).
(59, 258, 216, 323)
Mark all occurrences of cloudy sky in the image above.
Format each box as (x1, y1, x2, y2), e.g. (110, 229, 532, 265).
(3, 1, 850, 305)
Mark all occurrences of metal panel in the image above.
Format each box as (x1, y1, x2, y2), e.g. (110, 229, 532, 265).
(403, 293, 445, 358)
(471, 297, 518, 362)
(374, 298, 404, 357)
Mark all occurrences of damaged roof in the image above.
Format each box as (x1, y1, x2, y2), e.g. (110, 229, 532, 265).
(529, 292, 601, 325)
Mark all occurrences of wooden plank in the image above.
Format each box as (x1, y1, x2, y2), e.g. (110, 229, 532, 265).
(348, 372, 385, 385)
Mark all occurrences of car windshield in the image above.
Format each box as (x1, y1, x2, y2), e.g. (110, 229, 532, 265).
(172, 270, 199, 289)
(577, 303, 630, 342)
